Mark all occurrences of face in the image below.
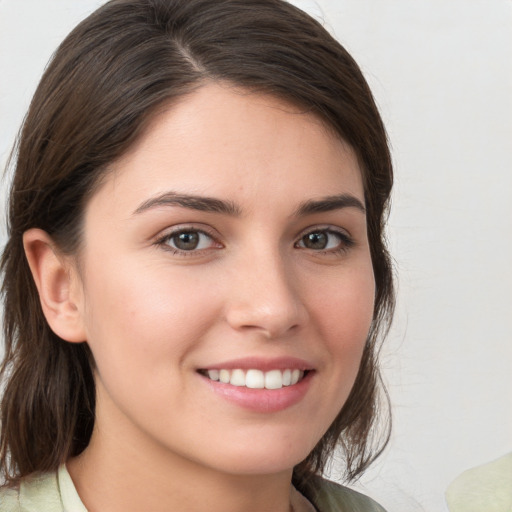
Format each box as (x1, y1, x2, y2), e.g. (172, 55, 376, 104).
(73, 83, 375, 477)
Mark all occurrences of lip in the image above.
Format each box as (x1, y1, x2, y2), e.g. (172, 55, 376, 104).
(197, 357, 315, 413)
(198, 356, 314, 372)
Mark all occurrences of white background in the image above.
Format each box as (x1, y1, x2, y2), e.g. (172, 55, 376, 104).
(1, 1, 511, 511)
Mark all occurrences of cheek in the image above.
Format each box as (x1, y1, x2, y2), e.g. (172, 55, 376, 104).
(80, 257, 221, 381)
(307, 264, 375, 367)
(294, 264, 375, 442)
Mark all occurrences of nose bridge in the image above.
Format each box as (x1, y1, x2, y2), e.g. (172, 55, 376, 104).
(225, 243, 306, 338)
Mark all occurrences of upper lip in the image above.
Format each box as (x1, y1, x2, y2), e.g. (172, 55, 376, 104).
(198, 356, 314, 372)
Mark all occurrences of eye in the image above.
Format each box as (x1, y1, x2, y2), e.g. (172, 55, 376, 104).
(296, 229, 353, 252)
(160, 229, 218, 252)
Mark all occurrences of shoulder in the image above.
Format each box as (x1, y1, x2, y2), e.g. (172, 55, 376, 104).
(0, 472, 62, 512)
(446, 452, 512, 512)
(309, 476, 387, 512)
(0, 485, 19, 512)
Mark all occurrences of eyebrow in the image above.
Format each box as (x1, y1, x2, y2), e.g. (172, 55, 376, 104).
(133, 192, 241, 216)
(132, 191, 365, 217)
(294, 194, 366, 216)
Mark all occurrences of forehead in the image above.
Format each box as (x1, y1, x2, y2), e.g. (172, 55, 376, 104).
(92, 83, 364, 215)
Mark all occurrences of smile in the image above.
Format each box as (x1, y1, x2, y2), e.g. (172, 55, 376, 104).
(200, 368, 308, 389)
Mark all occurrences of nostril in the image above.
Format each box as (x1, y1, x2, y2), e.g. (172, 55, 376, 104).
(225, 300, 306, 339)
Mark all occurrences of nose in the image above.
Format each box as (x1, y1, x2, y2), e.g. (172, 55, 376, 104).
(224, 249, 308, 339)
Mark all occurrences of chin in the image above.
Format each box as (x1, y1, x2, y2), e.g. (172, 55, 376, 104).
(198, 433, 318, 477)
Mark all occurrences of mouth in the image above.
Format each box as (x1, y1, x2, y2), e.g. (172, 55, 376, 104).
(198, 368, 310, 390)
(197, 359, 315, 412)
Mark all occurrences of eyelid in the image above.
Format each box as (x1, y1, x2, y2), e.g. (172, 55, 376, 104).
(296, 224, 352, 240)
(295, 225, 355, 252)
(154, 224, 223, 255)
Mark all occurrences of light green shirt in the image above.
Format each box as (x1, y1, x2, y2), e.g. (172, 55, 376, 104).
(446, 452, 512, 512)
(0, 466, 386, 511)
(0, 465, 86, 512)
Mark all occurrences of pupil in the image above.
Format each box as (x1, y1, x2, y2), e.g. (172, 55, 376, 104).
(304, 232, 327, 249)
(175, 232, 199, 250)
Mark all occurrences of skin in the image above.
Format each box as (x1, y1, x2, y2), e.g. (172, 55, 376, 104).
(26, 83, 375, 512)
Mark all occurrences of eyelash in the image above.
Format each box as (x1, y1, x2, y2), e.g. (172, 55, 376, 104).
(155, 227, 221, 256)
(295, 227, 355, 255)
(154, 226, 354, 257)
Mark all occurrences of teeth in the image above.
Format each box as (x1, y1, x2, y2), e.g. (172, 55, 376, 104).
(207, 369, 219, 381)
(265, 369, 283, 390)
(246, 369, 265, 389)
(230, 369, 245, 387)
(219, 369, 230, 384)
(204, 368, 306, 389)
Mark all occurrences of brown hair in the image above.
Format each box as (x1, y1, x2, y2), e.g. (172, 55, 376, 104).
(0, 0, 394, 493)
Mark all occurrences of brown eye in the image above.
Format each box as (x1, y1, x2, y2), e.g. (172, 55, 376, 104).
(301, 232, 328, 250)
(165, 230, 215, 251)
(173, 232, 200, 250)
(296, 229, 352, 252)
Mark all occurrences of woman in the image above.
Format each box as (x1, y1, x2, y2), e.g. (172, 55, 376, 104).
(0, 0, 394, 510)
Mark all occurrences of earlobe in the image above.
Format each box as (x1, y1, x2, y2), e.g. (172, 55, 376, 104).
(23, 228, 86, 343)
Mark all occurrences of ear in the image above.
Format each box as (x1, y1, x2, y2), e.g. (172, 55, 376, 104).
(23, 228, 86, 343)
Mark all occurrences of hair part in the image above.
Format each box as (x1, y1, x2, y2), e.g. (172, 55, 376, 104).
(1, 0, 394, 494)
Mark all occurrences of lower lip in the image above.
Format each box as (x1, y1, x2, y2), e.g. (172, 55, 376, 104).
(200, 371, 314, 413)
